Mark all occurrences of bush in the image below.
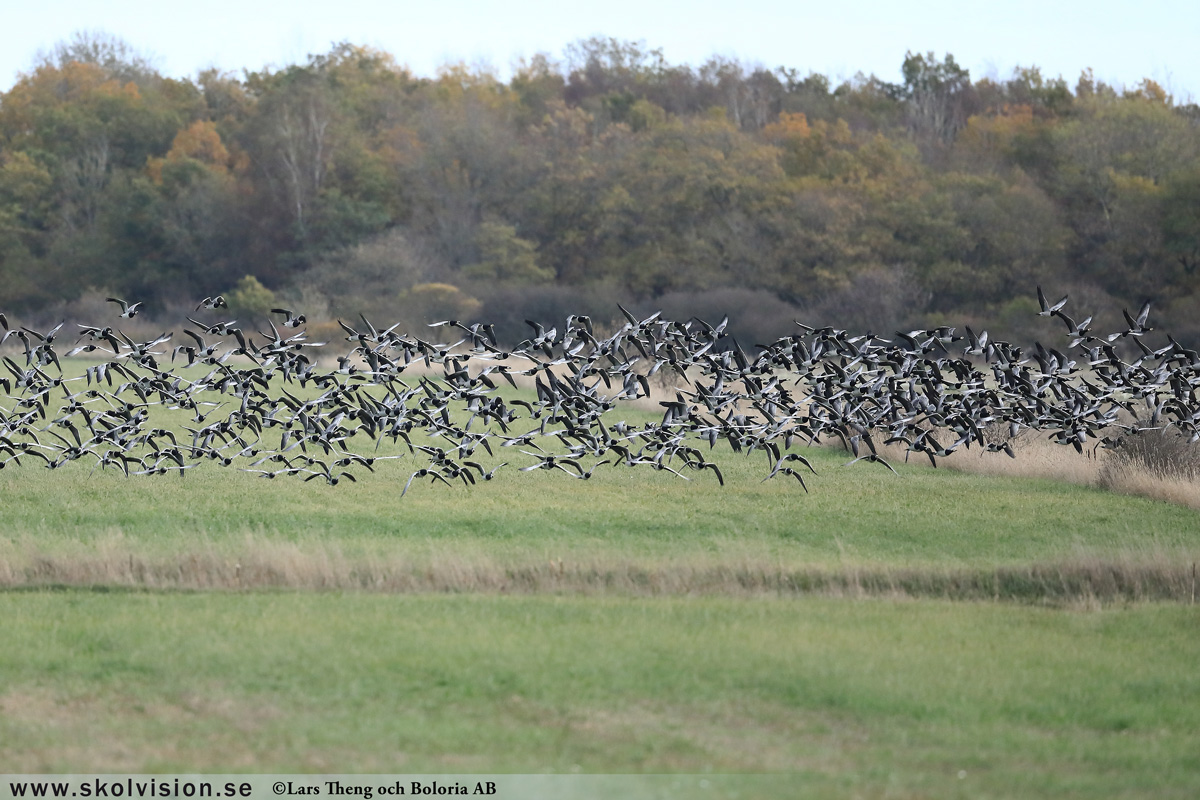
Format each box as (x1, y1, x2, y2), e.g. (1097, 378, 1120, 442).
(297, 228, 446, 322)
(224, 275, 276, 321)
(806, 265, 929, 335)
(477, 285, 804, 352)
(655, 287, 804, 349)
(461, 222, 554, 285)
(1099, 420, 1200, 483)
(475, 284, 631, 346)
(398, 283, 482, 326)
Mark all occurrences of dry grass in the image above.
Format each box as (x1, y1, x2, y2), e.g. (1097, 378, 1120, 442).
(3, 535, 1196, 603)
(968, 434, 1200, 512)
(933, 429, 1106, 485)
(857, 420, 1200, 512)
(635, 362, 1200, 515)
(1097, 465, 1200, 510)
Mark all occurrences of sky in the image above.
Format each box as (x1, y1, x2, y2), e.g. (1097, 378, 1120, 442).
(2, 0, 1199, 100)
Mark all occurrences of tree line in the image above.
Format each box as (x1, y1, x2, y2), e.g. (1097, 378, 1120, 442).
(1, 32, 1198, 345)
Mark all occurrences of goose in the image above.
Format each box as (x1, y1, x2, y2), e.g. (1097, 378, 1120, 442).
(845, 453, 898, 474)
(1121, 301, 1153, 337)
(195, 296, 228, 311)
(518, 450, 583, 476)
(107, 298, 143, 318)
(402, 468, 452, 497)
(271, 308, 306, 328)
(1036, 286, 1068, 316)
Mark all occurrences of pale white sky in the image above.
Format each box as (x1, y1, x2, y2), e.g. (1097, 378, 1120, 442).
(2, 0, 1198, 100)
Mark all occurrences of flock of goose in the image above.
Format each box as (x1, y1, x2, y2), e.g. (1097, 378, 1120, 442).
(0, 287, 1194, 492)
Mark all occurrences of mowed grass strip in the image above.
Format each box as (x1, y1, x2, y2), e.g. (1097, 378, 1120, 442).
(1, 591, 1198, 797)
(2, 440, 1199, 596)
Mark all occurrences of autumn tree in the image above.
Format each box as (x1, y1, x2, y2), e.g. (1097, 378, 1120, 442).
(0, 32, 197, 304)
(35, 30, 161, 88)
(899, 51, 975, 146)
(1052, 88, 1200, 297)
(0, 33, 1196, 345)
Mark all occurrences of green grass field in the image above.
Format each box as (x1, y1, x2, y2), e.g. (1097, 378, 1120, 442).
(3, 592, 1199, 798)
(3, 376, 1200, 794)
(6, 373, 1196, 575)
(3, 439, 1198, 599)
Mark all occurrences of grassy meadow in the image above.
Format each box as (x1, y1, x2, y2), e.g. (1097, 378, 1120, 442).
(1, 436, 1197, 598)
(2, 368, 1200, 794)
(3, 592, 1200, 798)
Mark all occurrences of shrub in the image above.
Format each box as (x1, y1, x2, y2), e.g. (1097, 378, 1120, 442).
(806, 265, 929, 335)
(224, 275, 276, 321)
(297, 228, 446, 321)
(475, 284, 631, 346)
(398, 283, 482, 325)
(1099, 420, 1200, 484)
(656, 287, 804, 349)
(461, 222, 554, 285)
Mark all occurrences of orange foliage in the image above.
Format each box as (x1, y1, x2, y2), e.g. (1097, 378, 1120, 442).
(147, 120, 231, 183)
(960, 104, 1035, 158)
(0, 62, 142, 134)
(762, 111, 810, 143)
(1126, 79, 1170, 104)
(168, 121, 230, 167)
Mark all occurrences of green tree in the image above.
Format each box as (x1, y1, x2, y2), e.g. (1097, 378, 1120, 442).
(899, 51, 974, 145)
(1053, 91, 1200, 297)
(1162, 168, 1200, 278)
(462, 222, 552, 284)
(225, 274, 276, 319)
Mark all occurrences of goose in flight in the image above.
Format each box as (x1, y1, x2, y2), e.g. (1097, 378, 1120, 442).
(1122, 301, 1153, 337)
(845, 453, 898, 475)
(1037, 286, 1068, 316)
(271, 308, 306, 328)
(107, 297, 143, 319)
